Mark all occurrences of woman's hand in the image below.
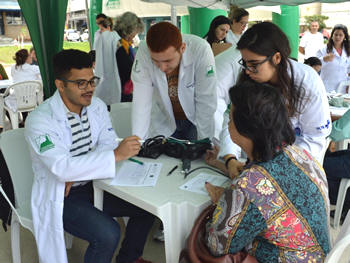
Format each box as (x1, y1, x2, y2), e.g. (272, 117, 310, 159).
(225, 155, 245, 179)
(205, 146, 228, 175)
(323, 53, 335, 62)
(205, 182, 225, 203)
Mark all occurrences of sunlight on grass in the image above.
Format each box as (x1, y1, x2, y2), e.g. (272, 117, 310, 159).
(0, 41, 91, 65)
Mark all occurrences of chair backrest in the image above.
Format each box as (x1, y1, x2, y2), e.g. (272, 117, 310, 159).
(12, 81, 41, 110)
(325, 210, 350, 262)
(0, 128, 33, 221)
(336, 80, 350, 94)
(110, 102, 132, 138)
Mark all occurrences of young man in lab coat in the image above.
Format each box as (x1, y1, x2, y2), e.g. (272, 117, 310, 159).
(25, 49, 154, 263)
(131, 22, 217, 141)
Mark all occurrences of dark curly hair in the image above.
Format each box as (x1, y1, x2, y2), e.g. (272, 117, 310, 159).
(204, 15, 231, 46)
(229, 80, 295, 162)
(237, 22, 305, 117)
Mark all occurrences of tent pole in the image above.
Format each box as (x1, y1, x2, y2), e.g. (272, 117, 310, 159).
(35, 0, 51, 92)
(171, 5, 177, 26)
(85, 0, 92, 50)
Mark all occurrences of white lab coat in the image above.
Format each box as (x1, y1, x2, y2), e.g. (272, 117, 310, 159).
(131, 34, 217, 140)
(225, 30, 240, 47)
(95, 30, 122, 105)
(25, 91, 118, 263)
(214, 46, 241, 140)
(219, 59, 331, 163)
(316, 45, 350, 93)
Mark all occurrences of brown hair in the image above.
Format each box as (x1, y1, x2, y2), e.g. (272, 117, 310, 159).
(228, 5, 249, 23)
(146, 22, 182, 52)
(13, 49, 29, 69)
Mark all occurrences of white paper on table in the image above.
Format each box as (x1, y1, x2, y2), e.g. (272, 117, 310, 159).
(179, 173, 229, 195)
(110, 161, 162, 187)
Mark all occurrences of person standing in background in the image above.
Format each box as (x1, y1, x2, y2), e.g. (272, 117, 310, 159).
(225, 5, 249, 47)
(30, 47, 38, 66)
(114, 12, 144, 102)
(93, 13, 107, 50)
(316, 24, 350, 93)
(299, 21, 324, 59)
(94, 17, 122, 107)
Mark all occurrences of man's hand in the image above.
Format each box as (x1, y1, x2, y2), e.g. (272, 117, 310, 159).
(225, 157, 245, 179)
(65, 182, 74, 197)
(114, 135, 141, 162)
(323, 53, 335, 62)
(205, 182, 225, 204)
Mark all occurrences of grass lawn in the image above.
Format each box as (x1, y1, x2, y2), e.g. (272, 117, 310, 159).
(0, 41, 91, 65)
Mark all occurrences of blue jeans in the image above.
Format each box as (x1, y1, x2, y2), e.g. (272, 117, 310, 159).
(323, 149, 350, 211)
(63, 182, 155, 263)
(171, 119, 198, 140)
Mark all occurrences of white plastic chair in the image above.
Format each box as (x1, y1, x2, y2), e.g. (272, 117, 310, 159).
(336, 80, 350, 94)
(110, 102, 132, 138)
(0, 128, 72, 263)
(1, 81, 43, 130)
(326, 210, 350, 262)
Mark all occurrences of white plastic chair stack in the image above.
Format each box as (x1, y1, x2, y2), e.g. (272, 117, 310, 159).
(0, 128, 72, 263)
(110, 102, 132, 138)
(1, 81, 43, 130)
(326, 210, 350, 262)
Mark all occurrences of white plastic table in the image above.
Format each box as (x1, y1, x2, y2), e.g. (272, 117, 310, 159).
(93, 155, 220, 263)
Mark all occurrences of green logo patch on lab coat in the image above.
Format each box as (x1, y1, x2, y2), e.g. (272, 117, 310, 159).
(35, 134, 55, 153)
(206, 65, 214, 77)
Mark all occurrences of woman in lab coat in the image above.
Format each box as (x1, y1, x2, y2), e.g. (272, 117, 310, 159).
(95, 17, 122, 106)
(209, 22, 331, 178)
(11, 49, 41, 83)
(225, 6, 249, 47)
(316, 24, 350, 93)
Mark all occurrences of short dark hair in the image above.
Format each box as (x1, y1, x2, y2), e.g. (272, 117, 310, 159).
(304, 56, 322, 67)
(88, 50, 96, 63)
(229, 80, 295, 162)
(53, 49, 92, 79)
(96, 13, 107, 20)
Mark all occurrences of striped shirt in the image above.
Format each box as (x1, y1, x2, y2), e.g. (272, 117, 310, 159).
(66, 107, 92, 187)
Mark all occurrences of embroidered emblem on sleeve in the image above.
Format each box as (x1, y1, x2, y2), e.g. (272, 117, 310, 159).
(206, 65, 214, 77)
(35, 134, 55, 153)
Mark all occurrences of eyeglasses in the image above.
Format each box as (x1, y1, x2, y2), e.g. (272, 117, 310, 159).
(58, 76, 100, 90)
(238, 56, 272, 74)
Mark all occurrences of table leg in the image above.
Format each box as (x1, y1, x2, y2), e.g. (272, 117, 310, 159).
(93, 183, 104, 211)
(159, 201, 210, 263)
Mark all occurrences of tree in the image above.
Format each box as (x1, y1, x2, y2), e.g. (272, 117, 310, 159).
(304, 15, 329, 31)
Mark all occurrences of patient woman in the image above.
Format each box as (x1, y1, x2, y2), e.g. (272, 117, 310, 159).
(205, 80, 330, 262)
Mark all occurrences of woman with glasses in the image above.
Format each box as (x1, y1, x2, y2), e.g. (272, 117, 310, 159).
(205, 80, 330, 262)
(316, 24, 350, 93)
(211, 22, 331, 179)
(225, 5, 249, 47)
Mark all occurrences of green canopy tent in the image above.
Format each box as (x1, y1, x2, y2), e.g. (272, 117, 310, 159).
(17, 0, 350, 98)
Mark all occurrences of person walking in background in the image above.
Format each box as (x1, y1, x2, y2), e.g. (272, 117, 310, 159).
(304, 56, 322, 74)
(11, 49, 41, 83)
(299, 20, 324, 59)
(225, 5, 249, 47)
(94, 17, 122, 107)
(114, 12, 144, 102)
(316, 24, 350, 93)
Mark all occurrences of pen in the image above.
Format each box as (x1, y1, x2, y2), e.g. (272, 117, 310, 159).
(167, 165, 178, 176)
(128, 157, 144, 165)
(115, 138, 145, 144)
